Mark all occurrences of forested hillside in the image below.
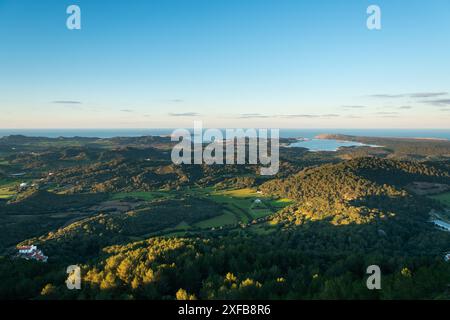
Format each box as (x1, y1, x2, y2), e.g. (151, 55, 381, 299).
(0, 135, 449, 300)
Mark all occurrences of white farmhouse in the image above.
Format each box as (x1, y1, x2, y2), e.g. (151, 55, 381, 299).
(19, 182, 29, 189)
(432, 220, 450, 232)
(18, 245, 37, 254)
(17, 245, 48, 262)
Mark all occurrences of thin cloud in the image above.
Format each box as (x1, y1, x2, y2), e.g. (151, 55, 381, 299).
(280, 114, 340, 118)
(369, 94, 405, 98)
(120, 109, 134, 113)
(280, 114, 319, 118)
(342, 105, 368, 109)
(409, 92, 447, 98)
(368, 92, 448, 99)
(398, 106, 412, 109)
(234, 113, 340, 119)
(422, 99, 450, 106)
(321, 114, 340, 118)
(239, 113, 272, 119)
(169, 112, 200, 117)
(51, 100, 82, 104)
(375, 111, 399, 115)
(156, 99, 184, 104)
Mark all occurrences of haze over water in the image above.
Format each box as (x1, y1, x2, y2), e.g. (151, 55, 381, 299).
(0, 129, 449, 140)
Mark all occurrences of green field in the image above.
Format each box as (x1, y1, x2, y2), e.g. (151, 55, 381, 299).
(0, 189, 15, 199)
(108, 187, 292, 237)
(0, 179, 18, 200)
(214, 189, 291, 216)
(430, 192, 450, 207)
(208, 188, 292, 223)
(161, 221, 192, 232)
(194, 211, 238, 229)
(215, 188, 261, 198)
(110, 191, 172, 201)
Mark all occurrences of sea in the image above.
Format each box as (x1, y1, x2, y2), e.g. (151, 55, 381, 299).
(0, 128, 449, 152)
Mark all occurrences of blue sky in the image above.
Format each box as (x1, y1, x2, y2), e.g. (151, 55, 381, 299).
(0, 0, 449, 128)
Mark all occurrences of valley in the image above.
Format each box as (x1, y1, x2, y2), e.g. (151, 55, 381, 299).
(0, 134, 450, 300)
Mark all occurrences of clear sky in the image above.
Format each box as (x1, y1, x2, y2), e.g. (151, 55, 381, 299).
(0, 0, 449, 128)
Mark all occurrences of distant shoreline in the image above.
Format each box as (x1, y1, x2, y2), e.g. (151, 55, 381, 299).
(315, 133, 450, 142)
(407, 137, 449, 141)
(0, 129, 450, 141)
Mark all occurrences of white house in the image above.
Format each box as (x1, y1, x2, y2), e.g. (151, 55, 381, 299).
(432, 220, 450, 232)
(18, 245, 36, 254)
(17, 245, 48, 262)
(445, 253, 450, 262)
(19, 182, 28, 189)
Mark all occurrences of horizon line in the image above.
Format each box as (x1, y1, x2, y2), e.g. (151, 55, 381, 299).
(2, 127, 450, 130)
